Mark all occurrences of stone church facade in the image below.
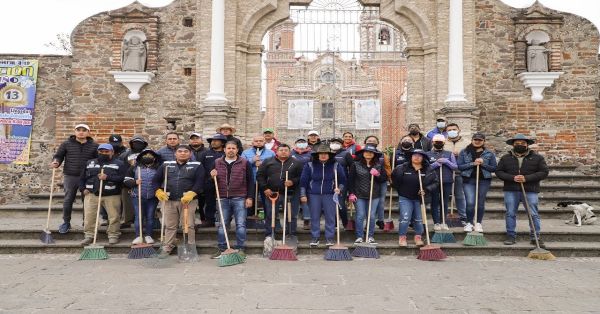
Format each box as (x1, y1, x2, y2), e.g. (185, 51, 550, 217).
(0, 0, 598, 203)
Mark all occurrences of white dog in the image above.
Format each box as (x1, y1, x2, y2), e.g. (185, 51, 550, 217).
(555, 201, 597, 227)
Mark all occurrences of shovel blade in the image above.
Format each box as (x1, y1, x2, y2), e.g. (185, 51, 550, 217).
(177, 243, 198, 262)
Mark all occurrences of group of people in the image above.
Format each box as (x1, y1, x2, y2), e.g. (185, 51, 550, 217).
(50, 117, 549, 257)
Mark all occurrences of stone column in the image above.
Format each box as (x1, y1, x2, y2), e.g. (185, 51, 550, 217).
(446, 0, 466, 103)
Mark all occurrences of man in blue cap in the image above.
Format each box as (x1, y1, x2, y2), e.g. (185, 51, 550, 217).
(496, 134, 549, 247)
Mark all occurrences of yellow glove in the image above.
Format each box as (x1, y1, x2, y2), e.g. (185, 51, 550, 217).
(181, 191, 197, 204)
(155, 189, 169, 202)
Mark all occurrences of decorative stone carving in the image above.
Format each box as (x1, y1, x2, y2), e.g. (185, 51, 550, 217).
(121, 35, 147, 72)
(517, 71, 563, 102)
(526, 40, 549, 72)
(108, 71, 155, 100)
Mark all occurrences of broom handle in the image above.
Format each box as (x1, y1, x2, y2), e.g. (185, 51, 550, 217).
(440, 166, 446, 225)
(214, 176, 231, 250)
(520, 182, 541, 249)
(282, 171, 288, 245)
(366, 174, 375, 240)
(160, 165, 168, 243)
(183, 203, 189, 238)
(137, 167, 144, 239)
(254, 180, 259, 216)
(417, 169, 431, 246)
(92, 169, 105, 245)
(387, 149, 396, 220)
(474, 164, 479, 225)
(334, 169, 340, 245)
(45, 168, 56, 231)
(450, 180, 456, 215)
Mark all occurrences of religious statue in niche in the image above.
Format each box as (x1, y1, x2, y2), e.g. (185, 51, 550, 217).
(121, 36, 147, 72)
(378, 27, 390, 45)
(526, 39, 549, 72)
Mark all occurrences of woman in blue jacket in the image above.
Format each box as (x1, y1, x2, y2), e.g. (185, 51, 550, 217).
(457, 133, 497, 233)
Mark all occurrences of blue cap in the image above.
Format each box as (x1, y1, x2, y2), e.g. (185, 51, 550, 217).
(98, 143, 114, 151)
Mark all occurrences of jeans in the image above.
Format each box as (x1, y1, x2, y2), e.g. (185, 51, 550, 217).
(463, 178, 491, 224)
(217, 197, 247, 250)
(375, 181, 387, 221)
(355, 197, 380, 239)
(454, 174, 467, 221)
(204, 189, 217, 224)
(504, 191, 541, 239)
(430, 182, 453, 224)
(131, 196, 158, 238)
(398, 196, 423, 236)
(308, 194, 336, 241)
(62, 175, 81, 224)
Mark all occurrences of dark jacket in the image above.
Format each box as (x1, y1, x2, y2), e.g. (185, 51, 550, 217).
(256, 156, 304, 193)
(123, 150, 160, 199)
(197, 148, 225, 191)
(214, 156, 254, 198)
(333, 148, 355, 177)
(53, 136, 98, 176)
(427, 149, 458, 184)
(156, 145, 177, 163)
(347, 160, 388, 199)
(79, 157, 127, 197)
(118, 135, 149, 166)
(457, 146, 497, 180)
(152, 160, 204, 201)
(292, 148, 312, 164)
(300, 160, 347, 196)
(189, 144, 207, 162)
(394, 149, 412, 167)
(495, 150, 549, 193)
(391, 163, 439, 200)
(398, 133, 431, 152)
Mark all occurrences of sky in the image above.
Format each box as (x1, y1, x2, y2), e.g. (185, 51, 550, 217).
(0, 0, 599, 55)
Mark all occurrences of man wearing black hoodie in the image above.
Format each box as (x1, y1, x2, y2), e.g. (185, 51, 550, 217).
(197, 133, 227, 228)
(118, 134, 148, 165)
(51, 124, 98, 234)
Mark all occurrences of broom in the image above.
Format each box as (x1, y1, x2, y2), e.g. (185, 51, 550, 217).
(80, 169, 108, 260)
(463, 165, 487, 246)
(157, 165, 170, 257)
(325, 170, 352, 261)
(128, 166, 157, 259)
(432, 166, 456, 243)
(383, 149, 395, 232)
(352, 174, 380, 259)
(246, 181, 264, 229)
(214, 176, 246, 266)
(521, 182, 555, 260)
(416, 169, 447, 261)
(270, 171, 297, 260)
(40, 168, 56, 244)
(446, 179, 462, 227)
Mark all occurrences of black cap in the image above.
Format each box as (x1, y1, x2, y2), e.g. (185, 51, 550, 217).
(109, 134, 122, 143)
(472, 132, 486, 140)
(408, 123, 420, 129)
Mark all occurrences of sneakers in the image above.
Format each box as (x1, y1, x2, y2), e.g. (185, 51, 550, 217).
(414, 235, 424, 247)
(461, 220, 468, 227)
(325, 240, 335, 246)
(376, 220, 384, 230)
(442, 224, 450, 231)
(132, 237, 143, 245)
(367, 237, 377, 245)
(80, 237, 93, 246)
(398, 236, 407, 247)
(503, 236, 516, 245)
(309, 238, 320, 247)
(434, 223, 442, 231)
(108, 238, 119, 245)
(303, 220, 310, 230)
(211, 249, 223, 259)
(463, 223, 473, 232)
(530, 239, 546, 249)
(144, 236, 155, 244)
(58, 222, 71, 234)
(354, 237, 364, 244)
(474, 223, 483, 233)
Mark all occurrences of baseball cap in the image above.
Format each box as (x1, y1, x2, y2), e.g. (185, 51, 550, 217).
(436, 116, 447, 122)
(263, 128, 274, 133)
(74, 124, 90, 131)
(189, 132, 202, 139)
(472, 132, 486, 140)
(432, 134, 446, 142)
(97, 143, 113, 151)
(307, 130, 319, 136)
(109, 134, 122, 143)
(295, 137, 307, 143)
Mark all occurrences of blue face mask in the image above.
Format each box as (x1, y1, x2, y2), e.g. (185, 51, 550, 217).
(447, 130, 459, 138)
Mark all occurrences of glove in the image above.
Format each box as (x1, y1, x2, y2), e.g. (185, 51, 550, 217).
(181, 191, 197, 204)
(155, 189, 169, 202)
(370, 168, 380, 177)
(348, 194, 357, 202)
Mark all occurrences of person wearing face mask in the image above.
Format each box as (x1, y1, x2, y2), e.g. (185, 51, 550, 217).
(426, 117, 449, 140)
(402, 123, 432, 151)
(364, 135, 392, 229)
(117, 134, 149, 229)
(496, 134, 549, 247)
(123, 149, 161, 245)
(427, 134, 458, 231)
(443, 123, 469, 225)
(292, 138, 313, 229)
(329, 137, 355, 228)
(79, 144, 127, 245)
(197, 133, 227, 228)
(109, 134, 130, 228)
(119, 135, 149, 165)
(395, 135, 415, 166)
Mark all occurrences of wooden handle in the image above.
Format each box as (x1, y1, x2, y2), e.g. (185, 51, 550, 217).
(439, 166, 446, 225)
(160, 165, 168, 243)
(388, 149, 396, 220)
(417, 169, 431, 246)
(365, 173, 375, 239)
(137, 167, 144, 239)
(282, 171, 289, 245)
(334, 169, 340, 244)
(214, 176, 231, 249)
(92, 168, 105, 245)
(45, 168, 56, 231)
(474, 164, 479, 224)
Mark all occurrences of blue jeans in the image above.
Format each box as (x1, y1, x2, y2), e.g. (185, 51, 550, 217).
(463, 178, 491, 224)
(504, 191, 541, 239)
(430, 182, 452, 224)
(308, 194, 336, 241)
(454, 174, 467, 221)
(398, 196, 424, 236)
(355, 197, 380, 239)
(131, 196, 158, 238)
(375, 181, 387, 221)
(217, 197, 247, 250)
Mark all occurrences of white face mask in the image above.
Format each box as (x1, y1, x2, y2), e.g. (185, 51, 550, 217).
(329, 143, 341, 151)
(436, 121, 446, 129)
(447, 130, 459, 138)
(296, 143, 308, 149)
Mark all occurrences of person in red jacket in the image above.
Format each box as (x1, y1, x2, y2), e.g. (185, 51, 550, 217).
(342, 131, 362, 157)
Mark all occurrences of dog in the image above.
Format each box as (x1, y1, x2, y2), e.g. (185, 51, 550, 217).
(555, 201, 597, 227)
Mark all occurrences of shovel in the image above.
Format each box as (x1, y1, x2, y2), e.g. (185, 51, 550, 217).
(177, 203, 198, 262)
(263, 192, 280, 257)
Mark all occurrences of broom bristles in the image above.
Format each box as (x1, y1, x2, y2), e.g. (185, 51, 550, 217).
(39, 231, 55, 244)
(463, 232, 488, 246)
(431, 231, 456, 244)
(351, 244, 380, 259)
(446, 214, 463, 228)
(219, 248, 246, 266)
(527, 248, 556, 261)
(324, 246, 353, 261)
(79, 246, 108, 260)
(417, 245, 446, 261)
(128, 244, 157, 259)
(270, 245, 298, 261)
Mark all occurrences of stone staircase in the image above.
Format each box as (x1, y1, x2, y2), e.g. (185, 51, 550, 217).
(1, 166, 599, 257)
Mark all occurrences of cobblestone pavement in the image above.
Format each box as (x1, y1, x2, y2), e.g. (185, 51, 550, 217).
(0, 254, 598, 313)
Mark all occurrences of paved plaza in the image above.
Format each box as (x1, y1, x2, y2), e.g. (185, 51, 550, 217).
(0, 254, 598, 313)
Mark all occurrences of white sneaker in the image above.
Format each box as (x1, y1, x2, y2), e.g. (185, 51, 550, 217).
(442, 224, 450, 231)
(474, 223, 483, 233)
(463, 223, 473, 232)
(367, 237, 378, 245)
(132, 236, 143, 245)
(434, 223, 442, 231)
(354, 237, 364, 244)
(144, 236, 155, 244)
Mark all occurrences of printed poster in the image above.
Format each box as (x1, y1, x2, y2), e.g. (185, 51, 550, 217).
(354, 99, 381, 129)
(287, 99, 314, 129)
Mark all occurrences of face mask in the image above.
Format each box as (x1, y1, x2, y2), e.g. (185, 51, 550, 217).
(513, 145, 528, 154)
(436, 122, 446, 129)
(447, 130, 459, 138)
(253, 146, 263, 150)
(141, 157, 155, 164)
(296, 143, 308, 149)
(97, 154, 110, 162)
(401, 142, 413, 149)
(433, 142, 444, 150)
(329, 143, 341, 151)
(409, 130, 419, 136)
(131, 142, 145, 151)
